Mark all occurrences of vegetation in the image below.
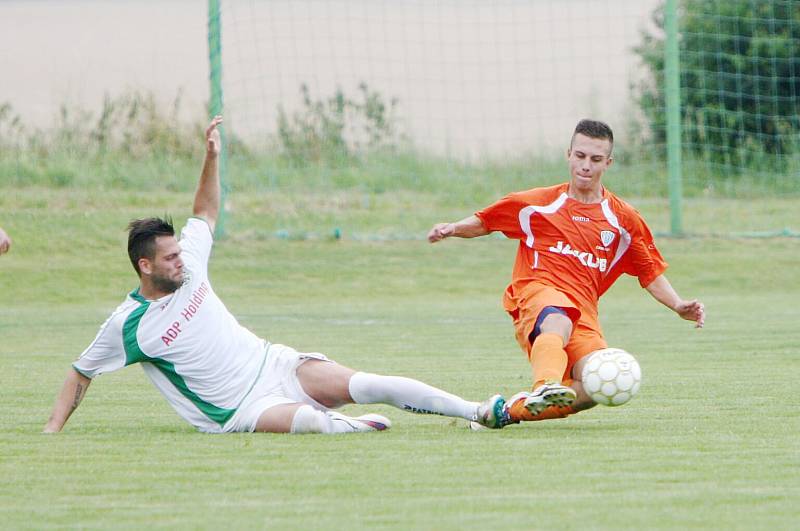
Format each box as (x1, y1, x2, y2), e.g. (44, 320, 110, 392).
(277, 82, 401, 165)
(0, 91, 203, 190)
(0, 83, 797, 240)
(634, 0, 800, 172)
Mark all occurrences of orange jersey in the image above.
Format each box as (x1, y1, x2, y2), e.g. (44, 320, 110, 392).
(475, 183, 667, 320)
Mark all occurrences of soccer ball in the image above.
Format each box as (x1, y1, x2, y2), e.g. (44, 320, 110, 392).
(580, 348, 642, 406)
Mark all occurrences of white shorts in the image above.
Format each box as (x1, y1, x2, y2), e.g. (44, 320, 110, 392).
(222, 343, 332, 433)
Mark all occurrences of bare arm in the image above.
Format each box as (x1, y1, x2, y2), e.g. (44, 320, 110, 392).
(192, 115, 223, 233)
(43, 368, 91, 433)
(0, 226, 11, 255)
(427, 215, 490, 243)
(645, 274, 705, 328)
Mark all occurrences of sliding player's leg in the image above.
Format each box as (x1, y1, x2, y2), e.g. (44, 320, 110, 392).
(220, 344, 390, 434)
(524, 309, 577, 413)
(507, 320, 606, 422)
(254, 402, 391, 434)
(296, 358, 508, 429)
(562, 324, 608, 414)
(505, 288, 581, 422)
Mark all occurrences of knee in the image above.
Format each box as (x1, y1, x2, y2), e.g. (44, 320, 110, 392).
(296, 361, 356, 409)
(538, 311, 573, 344)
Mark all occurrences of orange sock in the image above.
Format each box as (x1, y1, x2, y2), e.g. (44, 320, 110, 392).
(530, 332, 568, 389)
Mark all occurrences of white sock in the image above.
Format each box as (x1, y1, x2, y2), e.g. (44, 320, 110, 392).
(348, 372, 478, 421)
(291, 405, 333, 433)
(290, 405, 380, 434)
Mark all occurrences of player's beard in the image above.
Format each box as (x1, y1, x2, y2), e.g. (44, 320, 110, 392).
(152, 272, 185, 294)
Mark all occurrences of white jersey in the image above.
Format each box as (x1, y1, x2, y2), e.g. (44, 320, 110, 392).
(73, 218, 269, 433)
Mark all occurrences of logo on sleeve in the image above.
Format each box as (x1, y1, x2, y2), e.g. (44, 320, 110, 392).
(600, 230, 615, 247)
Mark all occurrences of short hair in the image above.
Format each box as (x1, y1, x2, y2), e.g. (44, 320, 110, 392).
(127, 217, 175, 276)
(571, 119, 614, 154)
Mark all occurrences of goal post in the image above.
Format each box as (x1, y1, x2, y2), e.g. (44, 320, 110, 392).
(664, 0, 683, 236)
(208, 0, 228, 237)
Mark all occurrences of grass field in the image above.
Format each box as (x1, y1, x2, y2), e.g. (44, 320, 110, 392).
(1, 186, 799, 529)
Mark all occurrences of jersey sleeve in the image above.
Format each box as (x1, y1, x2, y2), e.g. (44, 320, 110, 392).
(179, 217, 214, 272)
(622, 212, 668, 288)
(72, 313, 127, 379)
(475, 192, 530, 240)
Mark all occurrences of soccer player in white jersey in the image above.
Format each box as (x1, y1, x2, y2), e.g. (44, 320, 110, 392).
(43, 116, 506, 435)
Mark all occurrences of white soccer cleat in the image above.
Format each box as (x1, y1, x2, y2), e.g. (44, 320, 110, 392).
(328, 412, 392, 433)
(470, 394, 510, 430)
(517, 381, 577, 416)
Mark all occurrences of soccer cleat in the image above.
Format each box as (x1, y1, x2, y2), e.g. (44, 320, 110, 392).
(471, 394, 511, 430)
(519, 381, 577, 416)
(328, 412, 392, 432)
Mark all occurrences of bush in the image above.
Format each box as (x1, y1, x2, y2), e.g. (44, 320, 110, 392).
(634, 0, 800, 172)
(0, 91, 204, 188)
(276, 83, 401, 166)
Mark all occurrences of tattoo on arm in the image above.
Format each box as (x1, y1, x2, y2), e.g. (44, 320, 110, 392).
(72, 383, 84, 410)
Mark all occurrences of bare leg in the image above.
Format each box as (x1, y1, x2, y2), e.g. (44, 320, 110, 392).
(538, 312, 573, 345)
(570, 355, 597, 412)
(566, 380, 597, 412)
(255, 403, 304, 433)
(295, 360, 356, 408)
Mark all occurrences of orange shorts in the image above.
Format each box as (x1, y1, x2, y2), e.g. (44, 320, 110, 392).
(507, 284, 607, 381)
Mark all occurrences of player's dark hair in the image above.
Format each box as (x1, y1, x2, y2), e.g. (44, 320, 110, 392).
(571, 119, 614, 154)
(127, 217, 175, 276)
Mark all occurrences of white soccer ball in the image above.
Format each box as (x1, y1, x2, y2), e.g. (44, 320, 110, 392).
(580, 348, 642, 406)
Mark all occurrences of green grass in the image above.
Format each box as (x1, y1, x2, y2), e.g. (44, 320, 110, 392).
(1, 187, 799, 529)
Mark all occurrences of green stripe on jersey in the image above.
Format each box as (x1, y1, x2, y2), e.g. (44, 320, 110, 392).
(123, 294, 151, 366)
(129, 288, 147, 304)
(122, 290, 235, 426)
(147, 358, 236, 425)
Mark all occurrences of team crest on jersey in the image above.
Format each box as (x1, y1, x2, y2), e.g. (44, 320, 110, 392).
(600, 230, 615, 247)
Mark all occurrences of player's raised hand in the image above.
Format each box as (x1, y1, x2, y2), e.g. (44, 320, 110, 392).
(428, 222, 455, 243)
(206, 115, 223, 156)
(675, 299, 705, 328)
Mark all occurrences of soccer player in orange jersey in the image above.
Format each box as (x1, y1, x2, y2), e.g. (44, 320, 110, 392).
(427, 119, 705, 424)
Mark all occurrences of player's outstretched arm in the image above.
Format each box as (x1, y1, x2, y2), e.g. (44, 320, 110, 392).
(192, 115, 223, 234)
(0, 226, 11, 256)
(427, 215, 490, 243)
(43, 368, 91, 433)
(645, 274, 705, 328)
